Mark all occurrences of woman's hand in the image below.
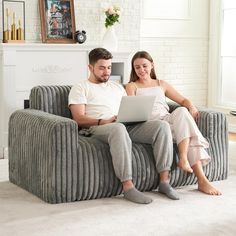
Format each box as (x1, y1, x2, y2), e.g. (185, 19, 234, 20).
(189, 106, 199, 121)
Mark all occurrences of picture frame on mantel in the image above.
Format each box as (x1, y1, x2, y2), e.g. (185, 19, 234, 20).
(39, 0, 76, 43)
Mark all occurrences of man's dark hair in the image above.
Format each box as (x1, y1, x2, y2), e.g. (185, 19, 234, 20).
(89, 48, 113, 65)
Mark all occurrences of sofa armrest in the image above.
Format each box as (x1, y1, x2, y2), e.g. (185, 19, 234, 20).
(8, 109, 79, 203)
(197, 109, 228, 139)
(197, 109, 228, 180)
(168, 102, 228, 179)
(168, 102, 180, 113)
(168, 102, 228, 140)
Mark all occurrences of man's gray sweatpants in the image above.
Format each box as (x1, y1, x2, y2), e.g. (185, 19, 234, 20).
(89, 120, 173, 182)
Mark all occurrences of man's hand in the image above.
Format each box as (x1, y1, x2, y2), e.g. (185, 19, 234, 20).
(99, 116, 117, 125)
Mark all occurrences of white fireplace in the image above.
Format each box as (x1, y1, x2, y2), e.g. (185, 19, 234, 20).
(0, 43, 131, 158)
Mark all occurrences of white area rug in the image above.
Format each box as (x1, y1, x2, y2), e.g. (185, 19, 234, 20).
(0, 141, 236, 236)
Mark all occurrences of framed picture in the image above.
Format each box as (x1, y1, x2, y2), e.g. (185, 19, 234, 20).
(39, 0, 76, 43)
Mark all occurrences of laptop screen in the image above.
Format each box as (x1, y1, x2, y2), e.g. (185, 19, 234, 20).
(116, 96, 156, 123)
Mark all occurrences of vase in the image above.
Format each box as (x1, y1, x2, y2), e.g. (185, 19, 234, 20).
(102, 27, 118, 52)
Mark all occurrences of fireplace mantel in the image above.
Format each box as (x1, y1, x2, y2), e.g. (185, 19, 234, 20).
(0, 43, 131, 158)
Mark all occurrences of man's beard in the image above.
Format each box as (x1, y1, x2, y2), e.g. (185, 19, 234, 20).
(92, 71, 110, 83)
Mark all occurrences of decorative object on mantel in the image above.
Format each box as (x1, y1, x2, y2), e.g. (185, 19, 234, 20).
(74, 30, 86, 44)
(103, 27, 118, 52)
(39, 0, 76, 44)
(102, 5, 121, 51)
(230, 111, 236, 116)
(2, 0, 25, 43)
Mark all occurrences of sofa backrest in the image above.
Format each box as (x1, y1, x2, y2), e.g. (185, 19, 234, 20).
(29, 85, 72, 118)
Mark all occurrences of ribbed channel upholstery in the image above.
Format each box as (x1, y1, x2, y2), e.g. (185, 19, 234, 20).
(8, 85, 228, 203)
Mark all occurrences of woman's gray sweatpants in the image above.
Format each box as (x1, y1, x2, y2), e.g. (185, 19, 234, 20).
(89, 120, 173, 182)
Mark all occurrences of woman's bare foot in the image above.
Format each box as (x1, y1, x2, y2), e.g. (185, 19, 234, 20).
(178, 158, 193, 173)
(198, 179, 222, 195)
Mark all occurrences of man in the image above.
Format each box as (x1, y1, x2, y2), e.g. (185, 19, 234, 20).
(68, 48, 179, 204)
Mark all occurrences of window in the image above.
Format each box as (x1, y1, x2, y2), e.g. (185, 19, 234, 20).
(221, 0, 236, 108)
(209, 0, 236, 111)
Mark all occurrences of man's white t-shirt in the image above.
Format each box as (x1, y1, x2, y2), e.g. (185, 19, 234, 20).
(68, 80, 127, 119)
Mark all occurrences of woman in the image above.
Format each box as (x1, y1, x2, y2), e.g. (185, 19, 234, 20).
(126, 51, 221, 196)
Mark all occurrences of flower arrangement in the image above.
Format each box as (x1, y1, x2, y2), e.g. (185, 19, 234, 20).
(104, 5, 121, 28)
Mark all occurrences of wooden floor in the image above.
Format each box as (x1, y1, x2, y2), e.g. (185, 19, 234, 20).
(229, 133, 236, 142)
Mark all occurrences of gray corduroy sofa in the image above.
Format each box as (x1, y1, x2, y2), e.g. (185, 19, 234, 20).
(8, 85, 228, 203)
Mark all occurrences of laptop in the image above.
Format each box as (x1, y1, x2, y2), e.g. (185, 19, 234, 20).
(116, 96, 156, 123)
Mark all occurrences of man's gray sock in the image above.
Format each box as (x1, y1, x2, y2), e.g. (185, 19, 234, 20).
(124, 188, 152, 204)
(158, 182, 180, 200)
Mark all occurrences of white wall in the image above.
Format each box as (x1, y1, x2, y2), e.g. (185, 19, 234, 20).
(140, 0, 209, 106)
(0, 0, 210, 106)
(141, 0, 209, 38)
